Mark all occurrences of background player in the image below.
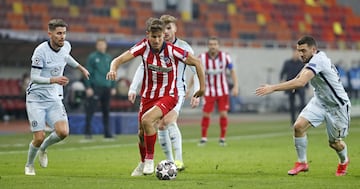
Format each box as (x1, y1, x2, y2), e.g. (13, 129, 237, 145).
(198, 36, 238, 146)
(255, 36, 350, 176)
(25, 19, 89, 176)
(107, 18, 205, 175)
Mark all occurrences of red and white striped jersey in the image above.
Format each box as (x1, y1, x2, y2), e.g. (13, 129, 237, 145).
(199, 51, 233, 97)
(130, 38, 189, 99)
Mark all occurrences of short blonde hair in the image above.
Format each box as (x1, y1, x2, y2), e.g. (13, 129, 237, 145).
(160, 14, 177, 25)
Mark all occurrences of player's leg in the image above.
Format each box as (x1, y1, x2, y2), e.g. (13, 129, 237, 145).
(158, 120, 173, 161)
(131, 125, 146, 176)
(326, 103, 350, 176)
(39, 101, 69, 168)
(288, 98, 324, 175)
(218, 95, 229, 146)
(199, 96, 214, 145)
(162, 110, 184, 170)
(141, 96, 177, 175)
(25, 101, 47, 175)
(162, 95, 184, 169)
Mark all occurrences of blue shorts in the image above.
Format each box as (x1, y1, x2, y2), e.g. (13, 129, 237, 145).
(26, 100, 68, 132)
(299, 97, 351, 142)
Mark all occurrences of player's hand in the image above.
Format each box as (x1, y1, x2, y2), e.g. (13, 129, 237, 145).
(106, 71, 117, 81)
(255, 84, 274, 96)
(52, 76, 69, 86)
(128, 92, 137, 104)
(190, 96, 200, 108)
(80, 66, 90, 80)
(193, 89, 204, 98)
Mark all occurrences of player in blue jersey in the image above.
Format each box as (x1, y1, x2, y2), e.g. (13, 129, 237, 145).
(24, 19, 89, 176)
(128, 15, 200, 176)
(256, 36, 350, 176)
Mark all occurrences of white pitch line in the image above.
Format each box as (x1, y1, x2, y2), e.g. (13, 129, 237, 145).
(1, 127, 359, 155)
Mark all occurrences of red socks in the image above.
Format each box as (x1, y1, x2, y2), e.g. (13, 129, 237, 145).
(220, 117, 228, 139)
(144, 133, 157, 159)
(201, 117, 210, 138)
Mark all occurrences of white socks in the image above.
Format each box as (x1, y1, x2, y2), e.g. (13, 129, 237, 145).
(26, 142, 39, 166)
(40, 132, 61, 152)
(168, 122, 182, 162)
(337, 142, 348, 164)
(158, 129, 173, 161)
(158, 122, 183, 162)
(294, 135, 307, 163)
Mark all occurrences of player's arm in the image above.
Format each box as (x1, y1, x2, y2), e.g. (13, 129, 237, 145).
(229, 68, 239, 96)
(64, 54, 90, 80)
(255, 68, 314, 96)
(183, 53, 205, 98)
(107, 50, 135, 81)
(128, 63, 144, 104)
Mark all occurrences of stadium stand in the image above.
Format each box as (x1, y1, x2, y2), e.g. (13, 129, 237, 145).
(1, 0, 360, 45)
(1, 0, 360, 118)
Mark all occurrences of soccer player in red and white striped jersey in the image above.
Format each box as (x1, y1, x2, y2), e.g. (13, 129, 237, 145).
(198, 36, 238, 146)
(106, 18, 205, 175)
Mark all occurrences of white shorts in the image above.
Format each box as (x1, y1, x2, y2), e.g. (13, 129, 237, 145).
(26, 100, 68, 132)
(173, 95, 185, 114)
(299, 97, 351, 142)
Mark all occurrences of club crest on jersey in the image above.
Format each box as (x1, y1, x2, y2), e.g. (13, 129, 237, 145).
(31, 121, 38, 128)
(50, 66, 61, 76)
(163, 56, 171, 64)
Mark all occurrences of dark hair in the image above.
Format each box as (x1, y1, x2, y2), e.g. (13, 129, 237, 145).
(146, 18, 164, 33)
(297, 36, 317, 47)
(48, 19, 68, 31)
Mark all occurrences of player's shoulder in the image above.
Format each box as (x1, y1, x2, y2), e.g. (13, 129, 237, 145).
(311, 51, 329, 63)
(175, 38, 193, 51)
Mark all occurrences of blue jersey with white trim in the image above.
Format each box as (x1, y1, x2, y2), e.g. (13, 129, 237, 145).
(27, 41, 71, 101)
(306, 51, 349, 106)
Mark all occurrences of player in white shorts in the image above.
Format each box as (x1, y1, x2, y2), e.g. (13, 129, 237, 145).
(25, 19, 89, 176)
(256, 36, 350, 176)
(128, 15, 200, 176)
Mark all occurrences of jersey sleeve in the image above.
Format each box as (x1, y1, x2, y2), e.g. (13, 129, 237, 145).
(172, 45, 189, 62)
(31, 47, 45, 69)
(130, 38, 147, 57)
(306, 54, 323, 75)
(128, 63, 144, 94)
(225, 53, 234, 70)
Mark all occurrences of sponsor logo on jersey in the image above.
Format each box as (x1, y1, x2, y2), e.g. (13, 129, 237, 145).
(148, 64, 172, 73)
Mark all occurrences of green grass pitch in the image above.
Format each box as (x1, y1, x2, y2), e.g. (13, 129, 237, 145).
(0, 116, 359, 189)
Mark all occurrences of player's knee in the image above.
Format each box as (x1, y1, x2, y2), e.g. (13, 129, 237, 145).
(293, 123, 306, 134)
(329, 140, 343, 151)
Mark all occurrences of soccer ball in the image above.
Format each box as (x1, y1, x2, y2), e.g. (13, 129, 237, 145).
(155, 160, 178, 180)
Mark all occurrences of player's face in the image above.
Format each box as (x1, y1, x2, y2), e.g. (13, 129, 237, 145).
(297, 44, 316, 63)
(164, 23, 176, 43)
(148, 31, 164, 52)
(48, 27, 66, 50)
(208, 39, 219, 55)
